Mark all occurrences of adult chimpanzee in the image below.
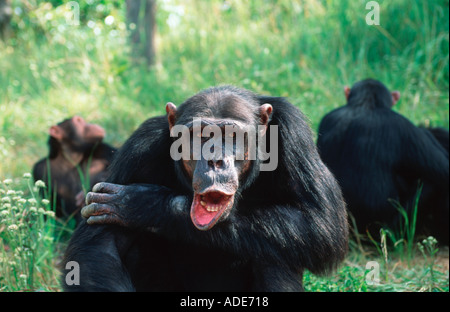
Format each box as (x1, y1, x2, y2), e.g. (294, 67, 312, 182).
(317, 79, 449, 244)
(62, 86, 348, 292)
(33, 116, 116, 223)
(423, 126, 449, 153)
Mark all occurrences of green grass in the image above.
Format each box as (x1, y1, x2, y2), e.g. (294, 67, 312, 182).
(0, 177, 65, 291)
(304, 238, 449, 292)
(0, 0, 449, 292)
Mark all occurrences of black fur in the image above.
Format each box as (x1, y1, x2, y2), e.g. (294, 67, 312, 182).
(424, 126, 449, 153)
(62, 86, 348, 291)
(33, 142, 116, 222)
(317, 79, 449, 243)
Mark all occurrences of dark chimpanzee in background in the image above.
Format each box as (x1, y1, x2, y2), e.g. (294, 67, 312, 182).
(62, 86, 348, 291)
(33, 116, 116, 223)
(317, 79, 449, 244)
(422, 126, 449, 153)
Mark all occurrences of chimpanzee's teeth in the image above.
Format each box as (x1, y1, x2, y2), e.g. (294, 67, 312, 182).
(198, 194, 233, 212)
(205, 205, 220, 212)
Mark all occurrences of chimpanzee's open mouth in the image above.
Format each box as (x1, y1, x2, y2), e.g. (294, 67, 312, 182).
(190, 191, 234, 231)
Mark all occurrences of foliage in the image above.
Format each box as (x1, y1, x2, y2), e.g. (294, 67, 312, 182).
(1, 0, 449, 177)
(0, 175, 71, 291)
(304, 236, 449, 292)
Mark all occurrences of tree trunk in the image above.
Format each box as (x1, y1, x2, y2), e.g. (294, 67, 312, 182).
(126, 0, 157, 67)
(144, 0, 156, 66)
(0, 0, 12, 40)
(126, 0, 141, 56)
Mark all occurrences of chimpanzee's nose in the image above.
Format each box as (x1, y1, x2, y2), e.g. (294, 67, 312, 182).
(208, 159, 224, 169)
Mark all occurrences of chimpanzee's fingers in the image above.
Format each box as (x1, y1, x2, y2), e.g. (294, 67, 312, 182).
(92, 182, 123, 194)
(85, 190, 116, 205)
(81, 203, 115, 219)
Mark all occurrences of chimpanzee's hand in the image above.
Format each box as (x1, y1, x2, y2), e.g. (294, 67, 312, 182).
(81, 182, 188, 228)
(82, 182, 146, 227)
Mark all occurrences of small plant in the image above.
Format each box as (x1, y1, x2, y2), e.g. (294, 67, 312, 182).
(417, 236, 441, 291)
(0, 174, 63, 291)
(383, 183, 423, 265)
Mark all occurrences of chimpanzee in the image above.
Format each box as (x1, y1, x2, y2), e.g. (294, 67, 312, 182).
(423, 126, 449, 153)
(62, 86, 348, 292)
(33, 116, 116, 223)
(317, 79, 449, 244)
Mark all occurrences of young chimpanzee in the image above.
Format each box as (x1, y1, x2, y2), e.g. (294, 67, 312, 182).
(62, 86, 349, 292)
(33, 116, 116, 223)
(317, 79, 449, 244)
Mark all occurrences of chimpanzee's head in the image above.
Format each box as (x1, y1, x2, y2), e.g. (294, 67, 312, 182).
(344, 79, 400, 108)
(48, 116, 106, 159)
(166, 86, 273, 230)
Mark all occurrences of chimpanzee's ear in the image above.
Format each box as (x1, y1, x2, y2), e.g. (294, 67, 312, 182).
(259, 104, 273, 136)
(166, 102, 177, 130)
(49, 125, 64, 141)
(391, 91, 400, 106)
(344, 86, 351, 100)
(260, 104, 273, 125)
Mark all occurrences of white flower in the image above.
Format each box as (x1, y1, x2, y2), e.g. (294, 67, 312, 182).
(28, 198, 37, 205)
(8, 224, 18, 231)
(104, 15, 114, 25)
(1, 197, 11, 203)
(45, 211, 55, 218)
(35, 180, 46, 188)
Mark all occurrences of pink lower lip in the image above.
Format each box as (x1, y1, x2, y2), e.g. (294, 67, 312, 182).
(190, 192, 234, 230)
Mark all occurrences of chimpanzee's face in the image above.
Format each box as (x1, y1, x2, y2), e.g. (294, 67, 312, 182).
(49, 116, 106, 155)
(182, 118, 251, 230)
(70, 116, 105, 144)
(166, 96, 272, 230)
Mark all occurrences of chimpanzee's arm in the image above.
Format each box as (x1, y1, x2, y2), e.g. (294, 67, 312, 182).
(62, 222, 136, 291)
(82, 182, 345, 273)
(82, 182, 180, 229)
(403, 124, 449, 185)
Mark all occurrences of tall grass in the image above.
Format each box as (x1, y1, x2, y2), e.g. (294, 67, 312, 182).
(385, 184, 423, 264)
(0, 175, 68, 291)
(304, 234, 449, 292)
